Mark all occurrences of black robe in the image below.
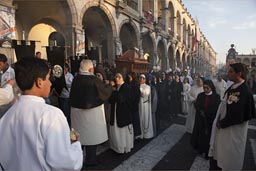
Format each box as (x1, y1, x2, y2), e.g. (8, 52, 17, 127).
(220, 82, 255, 128)
(170, 81, 183, 114)
(191, 92, 220, 154)
(109, 83, 133, 128)
(70, 74, 112, 109)
(129, 81, 141, 136)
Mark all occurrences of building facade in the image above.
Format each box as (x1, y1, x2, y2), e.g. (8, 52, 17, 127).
(0, 0, 217, 75)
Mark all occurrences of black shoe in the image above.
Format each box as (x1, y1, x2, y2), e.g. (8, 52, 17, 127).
(84, 160, 98, 166)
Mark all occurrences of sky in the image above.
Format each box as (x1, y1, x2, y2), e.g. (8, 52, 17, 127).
(182, 0, 256, 64)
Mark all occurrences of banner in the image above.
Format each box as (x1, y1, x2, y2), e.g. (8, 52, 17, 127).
(12, 40, 35, 61)
(0, 5, 15, 47)
(76, 31, 85, 55)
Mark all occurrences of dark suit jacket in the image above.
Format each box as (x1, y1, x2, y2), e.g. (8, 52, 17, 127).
(220, 82, 256, 128)
(109, 83, 133, 127)
(70, 74, 112, 109)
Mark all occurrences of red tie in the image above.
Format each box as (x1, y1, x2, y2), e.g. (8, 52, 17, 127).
(204, 95, 209, 108)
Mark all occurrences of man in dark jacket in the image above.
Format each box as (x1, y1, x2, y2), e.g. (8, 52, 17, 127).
(70, 59, 112, 166)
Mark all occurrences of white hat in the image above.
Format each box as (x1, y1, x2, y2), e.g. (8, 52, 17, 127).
(140, 74, 146, 79)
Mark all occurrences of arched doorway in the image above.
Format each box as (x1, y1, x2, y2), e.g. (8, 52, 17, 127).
(182, 53, 186, 70)
(28, 24, 57, 59)
(83, 6, 114, 64)
(176, 50, 181, 69)
(119, 23, 138, 53)
(142, 33, 154, 68)
(157, 40, 166, 71)
(49, 32, 65, 47)
(14, 0, 74, 56)
(168, 46, 174, 70)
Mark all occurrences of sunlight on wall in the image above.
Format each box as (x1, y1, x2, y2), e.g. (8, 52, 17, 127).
(28, 24, 56, 59)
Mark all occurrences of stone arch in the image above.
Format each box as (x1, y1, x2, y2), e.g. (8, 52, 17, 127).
(157, 38, 167, 71)
(176, 11, 181, 41)
(168, 45, 175, 70)
(79, 1, 117, 38)
(175, 49, 181, 69)
(142, 32, 155, 68)
(243, 58, 250, 66)
(251, 58, 256, 67)
(182, 52, 186, 70)
(66, 0, 78, 26)
(168, 1, 175, 34)
(236, 58, 242, 63)
(118, 19, 140, 50)
(82, 6, 115, 63)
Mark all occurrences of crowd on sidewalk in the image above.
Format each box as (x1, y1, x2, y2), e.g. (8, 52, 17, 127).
(0, 53, 255, 170)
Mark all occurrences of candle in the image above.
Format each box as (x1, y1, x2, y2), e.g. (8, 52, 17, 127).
(22, 31, 25, 40)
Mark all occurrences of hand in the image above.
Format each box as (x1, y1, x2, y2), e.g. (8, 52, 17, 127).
(7, 79, 15, 86)
(105, 80, 109, 85)
(70, 129, 80, 143)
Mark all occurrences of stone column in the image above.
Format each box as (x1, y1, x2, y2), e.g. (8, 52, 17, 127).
(138, 0, 143, 17)
(98, 45, 103, 64)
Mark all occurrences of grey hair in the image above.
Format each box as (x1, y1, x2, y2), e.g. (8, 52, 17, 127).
(79, 59, 93, 72)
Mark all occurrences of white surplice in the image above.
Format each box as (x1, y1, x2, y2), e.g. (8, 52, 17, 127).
(71, 104, 108, 145)
(209, 82, 248, 170)
(139, 83, 154, 139)
(0, 84, 14, 106)
(185, 85, 204, 133)
(0, 95, 83, 171)
(182, 83, 191, 114)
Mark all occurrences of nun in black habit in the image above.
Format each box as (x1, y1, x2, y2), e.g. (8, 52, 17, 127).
(191, 79, 220, 158)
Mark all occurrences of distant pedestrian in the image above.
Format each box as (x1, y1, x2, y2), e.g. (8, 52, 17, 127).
(35, 51, 41, 59)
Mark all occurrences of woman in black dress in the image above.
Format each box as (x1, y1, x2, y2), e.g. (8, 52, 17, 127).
(191, 79, 220, 158)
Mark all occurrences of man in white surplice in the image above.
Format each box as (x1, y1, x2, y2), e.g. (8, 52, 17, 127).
(214, 74, 227, 100)
(138, 74, 154, 139)
(209, 63, 255, 170)
(0, 58, 83, 171)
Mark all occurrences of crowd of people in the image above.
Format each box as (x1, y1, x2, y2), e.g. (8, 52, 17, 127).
(0, 53, 255, 170)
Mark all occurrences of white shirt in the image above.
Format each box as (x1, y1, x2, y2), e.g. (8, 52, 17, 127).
(60, 72, 74, 98)
(0, 66, 15, 87)
(0, 84, 14, 106)
(0, 95, 83, 170)
(214, 79, 227, 99)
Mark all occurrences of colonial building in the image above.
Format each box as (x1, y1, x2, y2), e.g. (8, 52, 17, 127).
(236, 49, 256, 74)
(0, 0, 216, 75)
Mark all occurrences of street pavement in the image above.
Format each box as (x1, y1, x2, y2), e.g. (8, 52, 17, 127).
(82, 113, 256, 170)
